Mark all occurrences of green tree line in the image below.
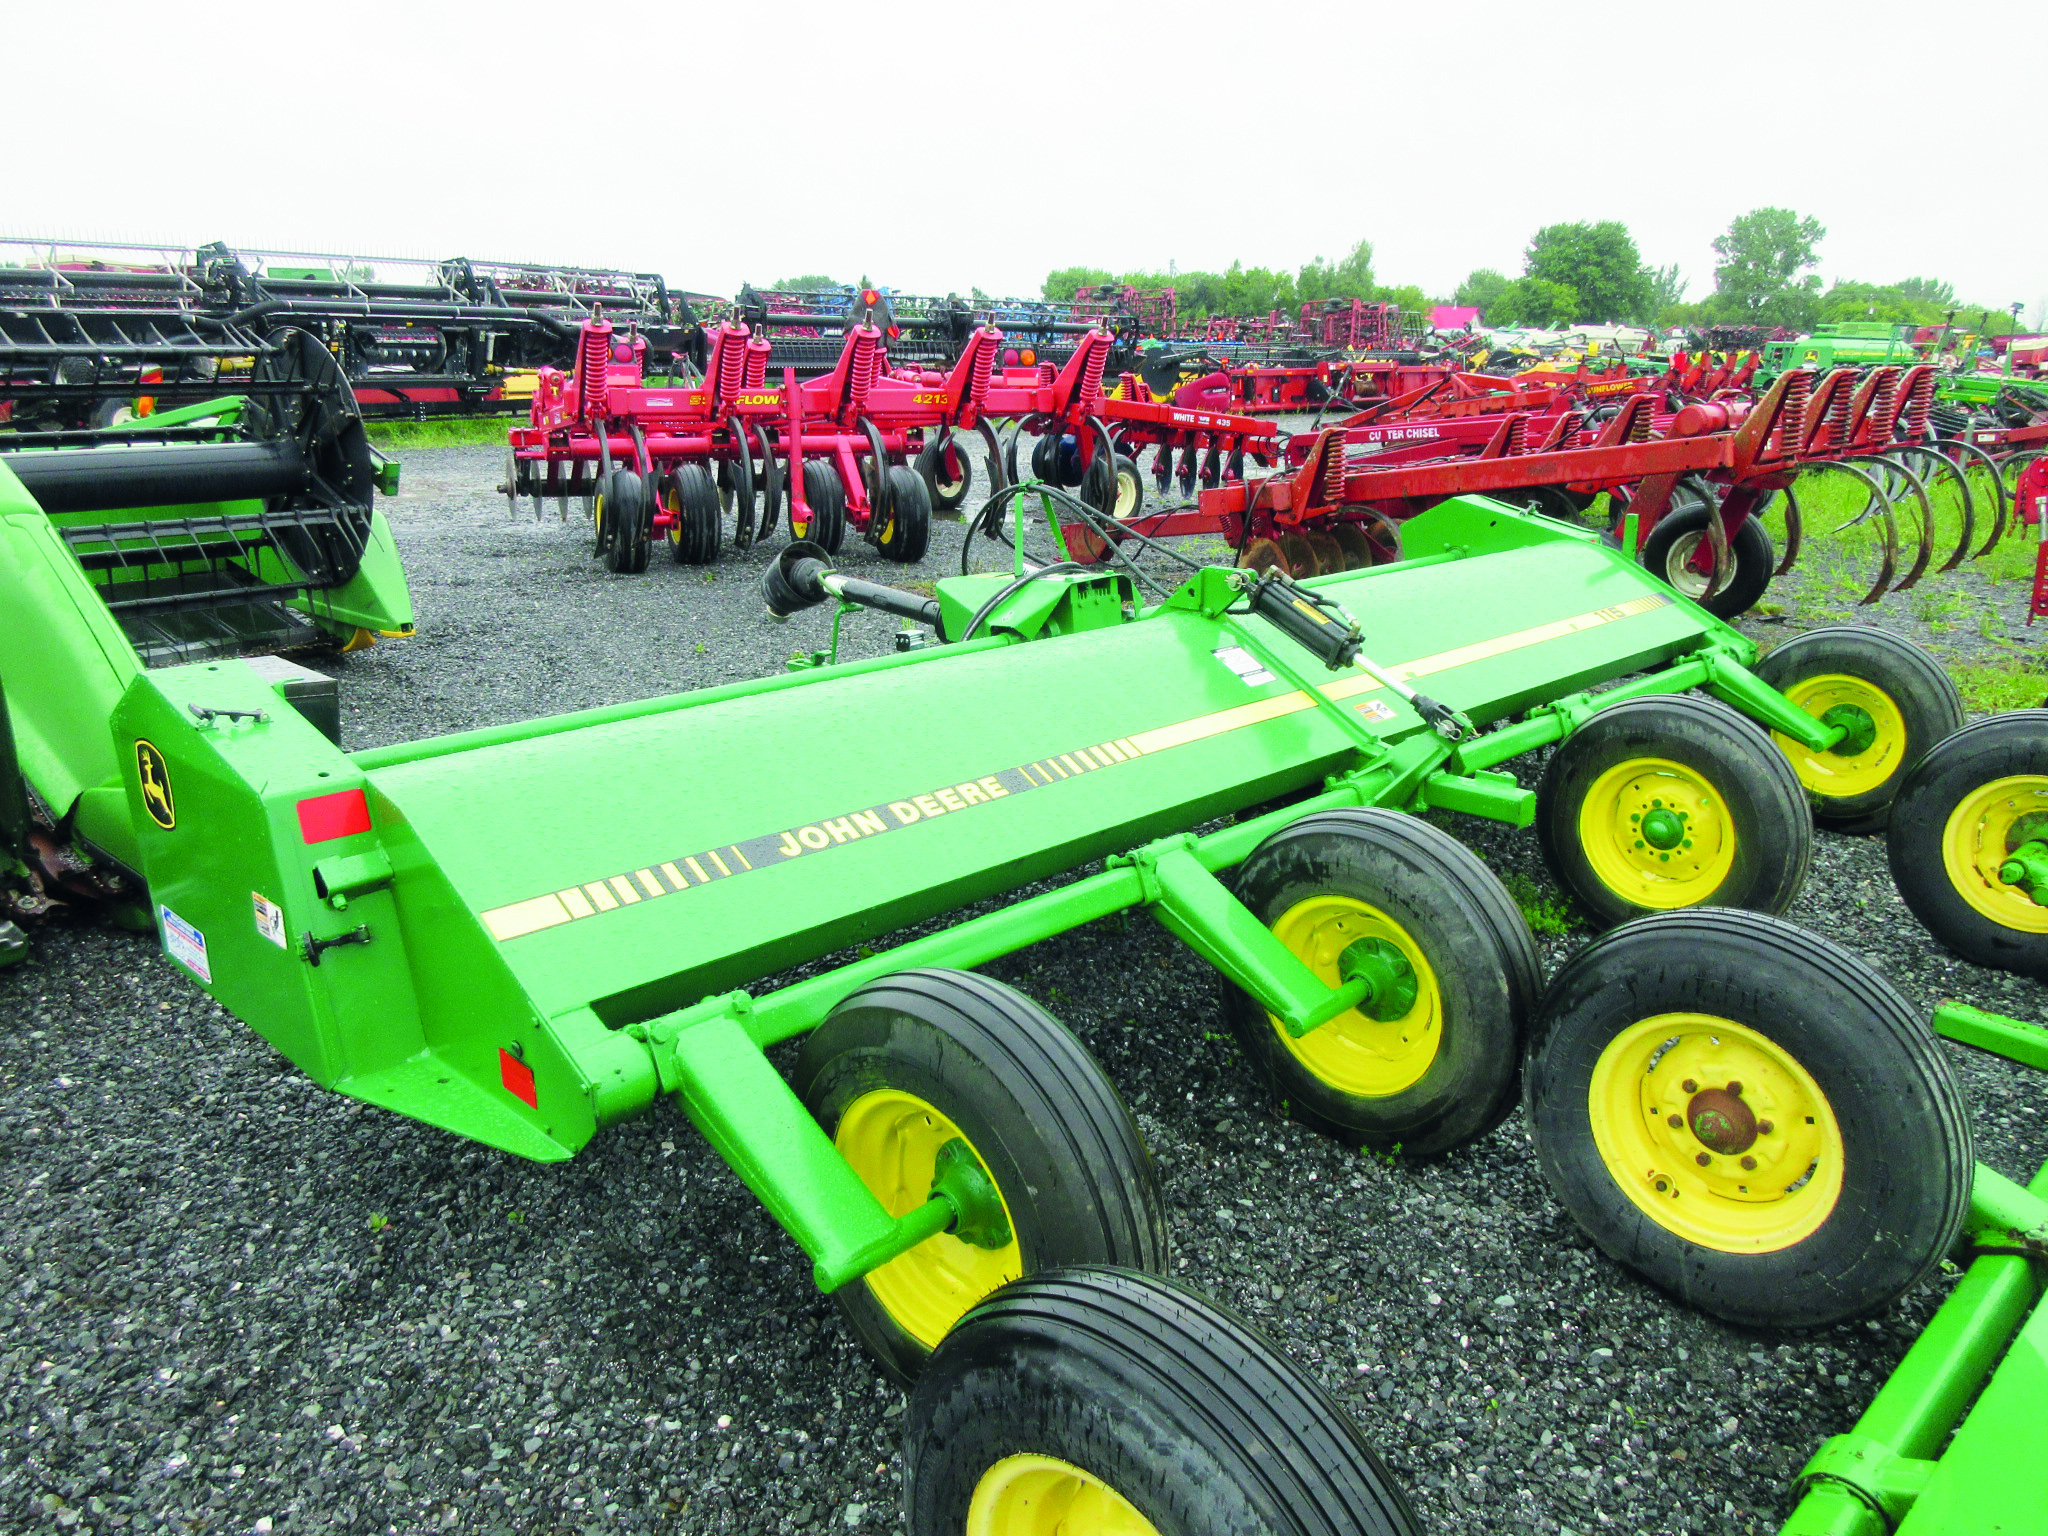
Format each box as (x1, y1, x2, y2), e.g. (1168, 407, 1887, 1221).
(1042, 240, 1430, 327)
(1043, 216, 2023, 336)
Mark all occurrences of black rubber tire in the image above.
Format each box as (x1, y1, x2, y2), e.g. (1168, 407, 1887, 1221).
(1886, 710, 2048, 979)
(1538, 695, 1812, 926)
(1079, 447, 1115, 516)
(1640, 495, 1774, 619)
(916, 434, 974, 514)
(1029, 432, 1057, 484)
(589, 467, 610, 557)
(751, 422, 783, 541)
(1752, 627, 1964, 834)
(877, 464, 932, 563)
(793, 970, 1166, 1386)
(1524, 909, 1972, 1328)
(907, 1267, 1420, 1536)
(600, 470, 651, 574)
(666, 463, 719, 565)
(1222, 809, 1539, 1155)
(793, 460, 847, 554)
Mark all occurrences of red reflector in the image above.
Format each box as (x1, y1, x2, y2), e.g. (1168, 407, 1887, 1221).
(862, 288, 879, 305)
(500, 1049, 537, 1108)
(297, 788, 371, 843)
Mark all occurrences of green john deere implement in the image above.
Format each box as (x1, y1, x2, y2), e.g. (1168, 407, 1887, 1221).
(0, 440, 1993, 1528)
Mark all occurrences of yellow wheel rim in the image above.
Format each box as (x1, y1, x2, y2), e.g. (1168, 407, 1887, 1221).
(1578, 757, 1735, 908)
(1112, 468, 1141, 521)
(1266, 896, 1440, 1098)
(967, 1454, 1161, 1536)
(834, 1089, 1020, 1350)
(1941, 774, 2048, 935)
(1589, 1013, 1842, 1254)
(1770, 674, 1907, 800)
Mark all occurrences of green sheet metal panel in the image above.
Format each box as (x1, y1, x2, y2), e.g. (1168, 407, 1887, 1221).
(365, 527, 1720, 1027)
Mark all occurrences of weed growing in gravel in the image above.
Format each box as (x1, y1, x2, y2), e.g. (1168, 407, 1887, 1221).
(367, 1213, 388, 1233)
(1503, 874, 1575, 937)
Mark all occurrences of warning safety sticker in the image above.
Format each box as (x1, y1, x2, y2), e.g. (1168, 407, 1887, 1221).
(252, 892, 287, 949)
(160, 905, 211, 983)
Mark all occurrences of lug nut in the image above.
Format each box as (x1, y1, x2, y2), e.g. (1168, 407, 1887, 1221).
(1756, 1120, 1773, 1135)
(1667, 1114, 1683, 1129)
(1655, 1179, 1669, 1193)
(1727, 1081, 1742, 1095)
(1740, 1156, 1757, 1171)
(1682, 1079, 1699, 1093)
(1695, 1152, 1712, 1167)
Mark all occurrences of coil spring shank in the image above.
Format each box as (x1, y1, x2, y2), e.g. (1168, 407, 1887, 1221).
(712, 322, 747, 405)
(1078, 331, 1109, 404)
(577, 319, 613, 420)
(846, 327, 881, 411)
(965, 329, 996, 407)
(743, 335, 769, 390)
(1901, 370, 1934, 439)
(1777, 372, 1812, 457)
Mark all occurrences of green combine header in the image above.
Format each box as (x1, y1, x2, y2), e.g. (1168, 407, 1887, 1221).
(0, 323, 412, 917)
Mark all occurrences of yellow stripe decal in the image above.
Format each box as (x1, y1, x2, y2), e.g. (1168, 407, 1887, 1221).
(478, 592, 1674, 941)
(483, 895, 570, 942)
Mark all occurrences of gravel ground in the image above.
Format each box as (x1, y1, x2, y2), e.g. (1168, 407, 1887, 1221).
(3, 436, 2044, 1536)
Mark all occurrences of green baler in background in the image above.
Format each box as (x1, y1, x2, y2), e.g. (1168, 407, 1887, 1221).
(1760, 322, 1920, 382)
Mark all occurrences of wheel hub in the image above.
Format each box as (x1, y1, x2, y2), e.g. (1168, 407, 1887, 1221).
(1820, 703, 1877, 758)
(1998, 837, 2048, 907)
(1686, 1085, 1758, 1155)
(931, 1137, 1013, 1250)
(1336, 936, 1419, 1023)
(1640, 807, 1687, 851)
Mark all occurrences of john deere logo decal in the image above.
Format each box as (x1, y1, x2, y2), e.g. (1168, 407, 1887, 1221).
(136, 741, 176, 829)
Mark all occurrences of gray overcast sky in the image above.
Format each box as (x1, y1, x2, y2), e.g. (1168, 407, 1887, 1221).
(8, 0, 2043, 321)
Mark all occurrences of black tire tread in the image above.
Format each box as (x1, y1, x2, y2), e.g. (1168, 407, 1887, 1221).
(1754, 625, 1964, 833)
(1524, 909, 1972, 1327)
(1537, 693, 1812, 925)
(792, 969, 1166, 1383)
(1886, 710, 2048, 978)
(907, 1266, 1418, 1536)
(1225, 808, 1538, 1153)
